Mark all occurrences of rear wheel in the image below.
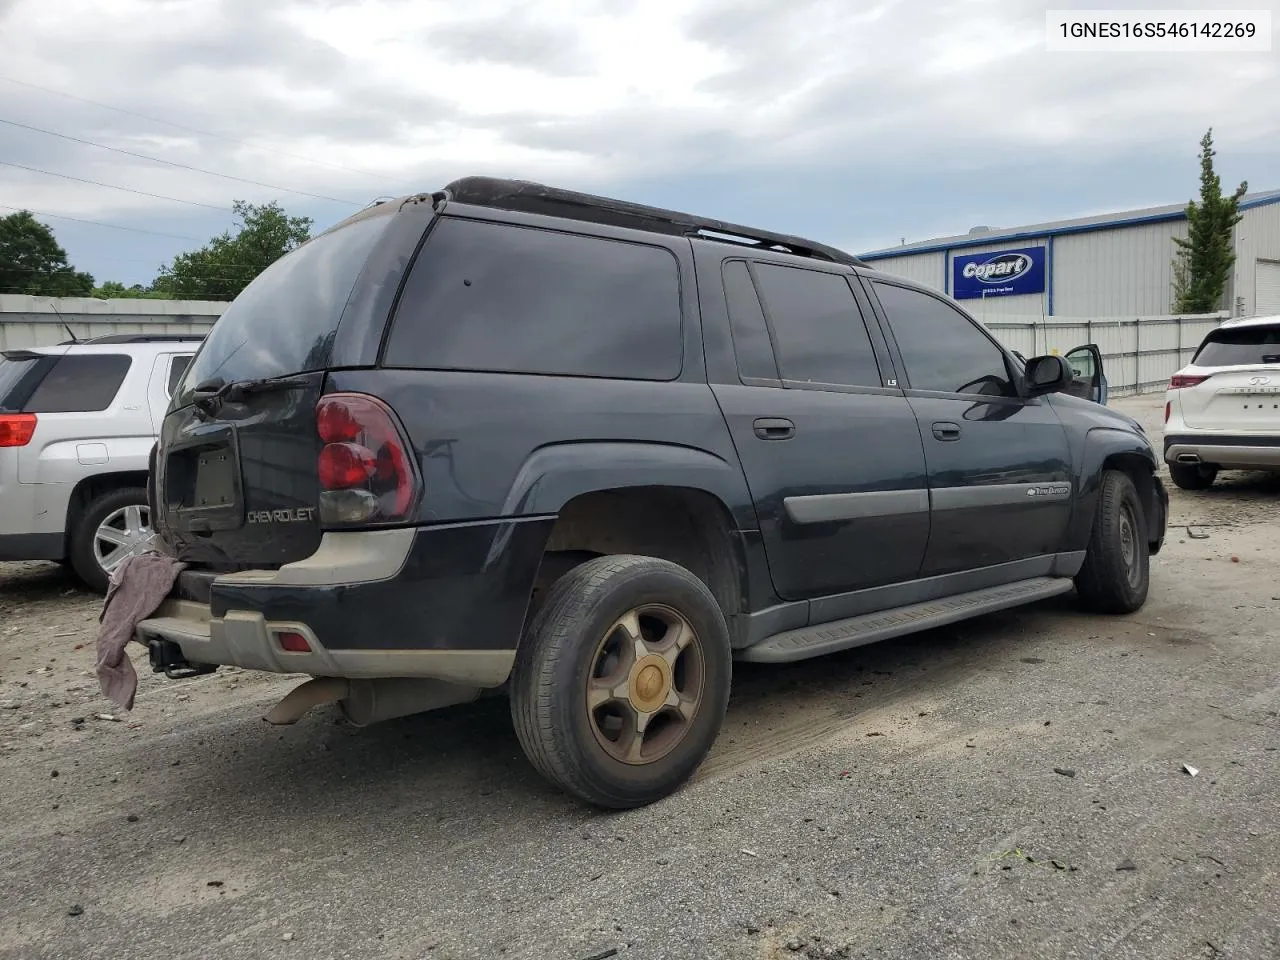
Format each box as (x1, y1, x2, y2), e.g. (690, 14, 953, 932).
(510, 554, 731, 809)
(1168, 462, 1218, 491)
(1075, 470, 1149, 614)
(69, 488, 155, 593)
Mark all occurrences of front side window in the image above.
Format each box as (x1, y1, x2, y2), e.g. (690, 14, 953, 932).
(873, 282, 1015, 397)
(385, 218, 683, 380)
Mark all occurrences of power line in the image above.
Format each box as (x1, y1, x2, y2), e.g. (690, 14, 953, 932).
(0, 203, 203, 241)
(0, 117, 363, 207)
(0, 75, 415, 190)
(0, 160, 235, 212)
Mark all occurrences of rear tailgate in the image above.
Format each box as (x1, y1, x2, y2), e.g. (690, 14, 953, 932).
(1180, 365, 1280, 431)
(156, 375, 327, 568)
(1181, 324, 1280, 431)
(156, 206, 397, 569)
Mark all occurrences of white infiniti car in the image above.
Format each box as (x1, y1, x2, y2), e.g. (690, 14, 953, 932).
(1163, 315, 1280, 490)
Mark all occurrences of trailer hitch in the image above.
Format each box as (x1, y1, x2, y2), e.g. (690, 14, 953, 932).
(147, 639, 217, 681)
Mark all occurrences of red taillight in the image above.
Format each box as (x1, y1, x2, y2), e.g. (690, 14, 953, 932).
(0, 413, 37, 448)
(318, 442, 376, 490)
(277, 631, 311, 653)
(314, 394, 419, 525)
(1169, 374, 1209, 389)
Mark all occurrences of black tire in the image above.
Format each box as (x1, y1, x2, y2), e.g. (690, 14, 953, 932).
(1168, 461, 1218, 491)
(510, 554, 732, 809)
(69, 487, 151, 593)
(1074, 470, 1149, 614)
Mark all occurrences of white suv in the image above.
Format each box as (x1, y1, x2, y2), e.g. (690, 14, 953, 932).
(1163, 315, 1280, 490)
(0, 334, 202, 590)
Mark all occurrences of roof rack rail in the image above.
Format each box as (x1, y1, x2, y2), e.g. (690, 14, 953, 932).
(81, 334, 207, 345)
(438, 177, 870, 269)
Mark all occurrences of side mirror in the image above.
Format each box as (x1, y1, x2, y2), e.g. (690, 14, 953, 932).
(1022, 354, 1072, 396)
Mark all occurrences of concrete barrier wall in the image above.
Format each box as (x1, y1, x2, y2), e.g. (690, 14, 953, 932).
(0, 295, 224, 350)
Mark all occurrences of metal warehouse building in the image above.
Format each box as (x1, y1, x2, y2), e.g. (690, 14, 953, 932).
(859, 188, 1280, 321)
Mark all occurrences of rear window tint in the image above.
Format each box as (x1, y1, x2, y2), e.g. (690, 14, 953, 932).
(1193, 325, 1280, 366)
(25, 354, 132, 413)
(176, 211, 392, 404)
(385, 218, 683, 380)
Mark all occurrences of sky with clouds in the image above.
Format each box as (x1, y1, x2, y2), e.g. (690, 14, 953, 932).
(0, 0, 1276, 288)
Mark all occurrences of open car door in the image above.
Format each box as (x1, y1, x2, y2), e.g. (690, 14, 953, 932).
(1062, 344, 1107, 405)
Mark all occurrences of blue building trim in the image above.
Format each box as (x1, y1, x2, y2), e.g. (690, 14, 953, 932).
(1046, 235, 1055, 316)
(860, 191, 1280, 262)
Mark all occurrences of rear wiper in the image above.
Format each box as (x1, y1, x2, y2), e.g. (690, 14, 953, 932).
(191, 374, 314, 418)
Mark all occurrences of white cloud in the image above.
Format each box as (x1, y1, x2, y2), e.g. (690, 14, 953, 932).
(0, 0, 1275, 280)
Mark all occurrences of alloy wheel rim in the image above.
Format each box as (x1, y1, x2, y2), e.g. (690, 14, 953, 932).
(584, 604, 705, 766)
(93, 504, 155, 576)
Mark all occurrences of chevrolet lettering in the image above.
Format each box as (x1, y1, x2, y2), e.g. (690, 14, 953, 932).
(247, 508, 316, 525)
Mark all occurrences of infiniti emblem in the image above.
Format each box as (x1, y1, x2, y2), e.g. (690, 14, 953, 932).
(1249, 375, 1272, 386)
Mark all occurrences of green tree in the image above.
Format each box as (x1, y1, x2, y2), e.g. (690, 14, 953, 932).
(1171, 129, 1248, 313)
(92, 280, 168, 299)
(152, 200, 312, 300)
(0, 210, 95, 296)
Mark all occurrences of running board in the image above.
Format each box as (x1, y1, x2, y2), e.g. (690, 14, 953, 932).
(740, 577, 1075, 664)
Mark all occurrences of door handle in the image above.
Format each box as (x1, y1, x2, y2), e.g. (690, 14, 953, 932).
(753, 417, 795, 440)
(932, 421, 961, 441)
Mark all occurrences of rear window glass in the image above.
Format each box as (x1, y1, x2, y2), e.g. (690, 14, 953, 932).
(384, 217, 683, 380)
(175, 211, 392, 404)
(25, 354, 132, 413)
(1193, 325, 1280, 366)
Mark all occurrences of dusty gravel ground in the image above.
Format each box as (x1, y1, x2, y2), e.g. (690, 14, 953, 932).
(1, 394, 1277, 960)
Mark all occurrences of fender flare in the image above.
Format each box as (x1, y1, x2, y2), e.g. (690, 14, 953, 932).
(1068, 427, 1163, 552)
(499, 440, 756, 525)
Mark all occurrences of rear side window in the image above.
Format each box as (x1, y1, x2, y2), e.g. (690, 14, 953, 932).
(722, 260, 780, 381)
(873, 282, 1015, 397)
(24, 354, 132, 413)
(1192, 325, 1280, 366)
(385, 218, 683, 380)
(751, 263, 882, 388)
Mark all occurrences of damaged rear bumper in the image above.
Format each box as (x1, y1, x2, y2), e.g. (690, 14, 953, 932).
(133, 521, 553, 689)
(137, 599, 513, 687)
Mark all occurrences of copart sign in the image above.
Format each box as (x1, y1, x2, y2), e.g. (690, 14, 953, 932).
(952, 246, 1046, 300)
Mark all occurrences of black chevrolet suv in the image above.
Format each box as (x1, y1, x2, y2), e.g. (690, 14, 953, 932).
(140, 177, 1168, 809)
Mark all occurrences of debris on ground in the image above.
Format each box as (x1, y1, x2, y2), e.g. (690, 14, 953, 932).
(1116, 859, 1138, 871)
(1184, 764, 1200, 777)
(67, 904, 84, 917)
(1054, 767, 1077, 778)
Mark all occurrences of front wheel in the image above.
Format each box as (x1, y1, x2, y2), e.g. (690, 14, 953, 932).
(1074, 470, 1149, 614)
(1168, 461, 1218, 491)
(510, 555, 732, 809)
